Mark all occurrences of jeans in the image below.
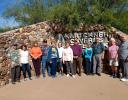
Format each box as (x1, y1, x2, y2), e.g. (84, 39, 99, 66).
(51, 58, 57, 77)
(93, 54, 102, 74)
(119, 59, 128, 78)
(42, 56, 47, 77)
(22, 63, 31, 79)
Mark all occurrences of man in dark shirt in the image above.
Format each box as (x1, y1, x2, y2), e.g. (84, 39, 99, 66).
(71, 39, 82, 76)
(92, 38, 105, 76)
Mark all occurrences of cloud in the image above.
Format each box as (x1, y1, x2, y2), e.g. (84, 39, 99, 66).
(0, 16, 20, 28)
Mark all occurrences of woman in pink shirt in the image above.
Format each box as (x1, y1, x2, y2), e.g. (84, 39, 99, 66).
(108, 38, 119, 78)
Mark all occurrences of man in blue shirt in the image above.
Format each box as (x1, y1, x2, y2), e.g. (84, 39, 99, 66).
(92, 38, 105, 76)
(119, 35, 128, 81)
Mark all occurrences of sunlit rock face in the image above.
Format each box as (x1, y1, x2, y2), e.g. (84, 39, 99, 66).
(0, 20, 125, 87)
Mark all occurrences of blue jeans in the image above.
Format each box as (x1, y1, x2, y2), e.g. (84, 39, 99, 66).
(22, 63, 31, 78)
(42, 56, 47, 77)
(42, 56, 50, 77)
(51, 58, 57, 77)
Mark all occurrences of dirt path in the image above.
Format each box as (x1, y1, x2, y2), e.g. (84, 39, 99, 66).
(0, 74, 128, 100)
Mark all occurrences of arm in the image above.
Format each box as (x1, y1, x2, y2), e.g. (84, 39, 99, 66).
(71, 48, 73, 62)
(37, 47, 42, 58)
(30, 48, 35, 59)
(79, 45, 83, 56)
(101, 43, 105, 59)
(62, 50, 65, 63)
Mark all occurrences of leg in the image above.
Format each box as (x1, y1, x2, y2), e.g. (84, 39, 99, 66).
(65, 61, 70, 74)
(69, 61, 74, 75)
(124, 62, 128, 78)
(51, 58, 57, 77)
(15, 65, 21, 82)
(93, 56, 97, 74)
(42, 56, 47, 77)
(85, 58, 90, 74)
(59, 59, 63, 74)
(97, 54, 102, 74)
(11, 67, 16, 83)
(77, 57, 82, 76)
(32, 59, 38, 76)
(22, 64, 27, 79)
(73, 59, 77, 75)
(119, 59, 125, 78)
(47, 62, 51, 76)
(26, 63, 31, 78)
(36, 58, 41, 77)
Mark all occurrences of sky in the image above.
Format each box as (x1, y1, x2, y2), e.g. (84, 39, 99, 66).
(0, 0, 21, 28)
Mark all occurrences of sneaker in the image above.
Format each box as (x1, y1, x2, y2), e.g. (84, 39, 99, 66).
(97, 73, 101, 76)
(12, 82, 16, 84)
(72, 75, 75, 78)
(66, 74, 69, 77)
(17, 80, 20, 83)
(29, 77, 32, 80)
(24, 78, 27, 81)
(121, 78, 128, 82)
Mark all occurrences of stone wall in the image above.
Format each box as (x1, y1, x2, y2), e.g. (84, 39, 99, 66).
(0, 21, 52, 87)
(0, 21, 126, 87)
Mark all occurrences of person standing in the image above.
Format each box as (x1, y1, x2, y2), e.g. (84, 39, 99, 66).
(63, 41, 75, 78)
(83, 44, 93, 75)
(47, 40, 59, 78)
(30, 42, 42, 78)
(92, 38, 105, 76)
(41, 39, 49, 78)
(57, 42, 64, 76)
(118, 35, 128, 81)
(8, 44, 20, 84)
(71, 39, 82, 76)
(19, 45, 32, 81)
(108, 38, 119, 78)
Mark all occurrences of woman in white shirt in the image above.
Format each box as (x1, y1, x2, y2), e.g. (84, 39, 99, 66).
(57, 42, 64, 75)
(20, 45, 32, 81)
(62, 41, 75, 78)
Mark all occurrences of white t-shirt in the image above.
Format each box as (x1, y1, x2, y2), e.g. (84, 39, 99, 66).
(20, 50, 29, 64)
(58, 47, 64, 58)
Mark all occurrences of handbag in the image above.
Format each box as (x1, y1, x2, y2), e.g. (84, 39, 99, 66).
(125, 56, 128, 62)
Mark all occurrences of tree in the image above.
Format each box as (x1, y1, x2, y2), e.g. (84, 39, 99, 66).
(3, 0, 46, 25)
(2, 0, 128, 34)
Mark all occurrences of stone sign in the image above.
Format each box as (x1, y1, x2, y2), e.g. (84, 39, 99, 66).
(58, 31, 108, 48)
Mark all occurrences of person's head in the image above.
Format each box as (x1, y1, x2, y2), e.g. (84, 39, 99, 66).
(120, 35, 128, 42)
(13, 44, 18, 50)
(74, 39, 78, 45)
(95, 37, 100, 43)
(43, 39, 47, 46)
(21, 45, 27, 51)
(65, 41, 70, 48)
(58, 42, 62, 48)
(110, 38, 116, 45)
(87, 43, 91, 48)
(34, 42, 38, 47)
(51, 40, 56, 47)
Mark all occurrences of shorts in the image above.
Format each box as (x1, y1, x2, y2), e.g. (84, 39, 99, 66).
(109, 59, 119, 67)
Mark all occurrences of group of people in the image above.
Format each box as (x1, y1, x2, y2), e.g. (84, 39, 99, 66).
(7, 34, 128, 84)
